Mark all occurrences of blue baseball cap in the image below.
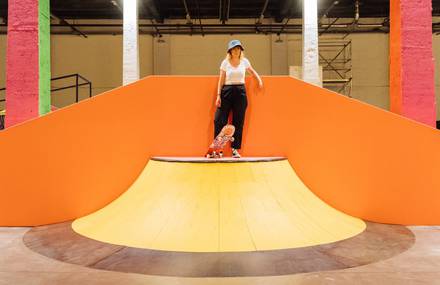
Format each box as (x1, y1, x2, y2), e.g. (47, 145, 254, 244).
(228, 40, 244, 51)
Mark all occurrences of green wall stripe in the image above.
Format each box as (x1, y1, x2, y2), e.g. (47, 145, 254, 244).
(39, 0, 51, 115)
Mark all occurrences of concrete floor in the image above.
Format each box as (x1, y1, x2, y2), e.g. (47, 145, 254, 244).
(1, 226, 440, 284)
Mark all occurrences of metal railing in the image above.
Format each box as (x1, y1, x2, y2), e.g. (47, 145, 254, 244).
(0, 87, 4, 103)
(0, 73, 92, 104)
(0, 73, 92, 130)
(0, 110, 4, 130)
(51, 73, 92, 102)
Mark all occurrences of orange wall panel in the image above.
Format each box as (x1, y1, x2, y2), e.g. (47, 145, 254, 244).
(390, 0, 402, 115)
(0, 76, 440, 226)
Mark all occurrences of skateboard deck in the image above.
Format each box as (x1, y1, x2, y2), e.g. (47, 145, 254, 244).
(206, 124, 235, 158)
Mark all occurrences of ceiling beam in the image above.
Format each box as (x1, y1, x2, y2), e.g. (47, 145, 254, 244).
(182, 0, 192, 24)
(194, 0, 205, 36)
(319, 17, 339, 36)
(0, 19, 403, 35)
(219, 0, 230, 24)
(257, 0, 270, 24)
(319, 1, 340, 22)
(110, 0, 122, 13)
(147, 19, 162, 38)
(342, 0, 360, 39)
(140, 0, 163, 23)
(276, 0, 297, 22)
(50, 13, 87, 38)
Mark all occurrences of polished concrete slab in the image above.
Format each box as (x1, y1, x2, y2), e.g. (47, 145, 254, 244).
(0, 226, 440, 284)
(23, 221, 414, 277)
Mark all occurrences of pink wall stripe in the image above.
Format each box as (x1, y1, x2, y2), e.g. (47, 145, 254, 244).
(5, 0, 39, 127)
(390, 0, 436, 127)
(401, 0, 436, 126)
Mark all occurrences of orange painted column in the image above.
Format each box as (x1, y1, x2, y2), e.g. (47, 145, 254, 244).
(389, 0, 436, 126)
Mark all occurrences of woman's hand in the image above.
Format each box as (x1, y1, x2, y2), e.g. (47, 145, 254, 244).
(216, 95, 221, 107)
(247, 66, 263, 90)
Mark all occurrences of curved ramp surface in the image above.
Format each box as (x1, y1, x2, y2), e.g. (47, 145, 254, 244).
(73, 159, 365, 252)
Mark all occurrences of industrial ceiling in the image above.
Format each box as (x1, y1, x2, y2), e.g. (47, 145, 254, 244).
(0, 0, 440, 35)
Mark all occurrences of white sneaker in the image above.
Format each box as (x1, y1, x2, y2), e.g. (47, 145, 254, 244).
(232, 149, 241, 158)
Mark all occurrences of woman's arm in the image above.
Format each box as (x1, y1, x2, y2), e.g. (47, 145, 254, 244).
(216, 70, 226, 107)
(217, 70, 226, 95)
(247, 66, 263, 88)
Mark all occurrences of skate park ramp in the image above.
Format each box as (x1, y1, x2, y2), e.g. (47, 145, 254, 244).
(1, 76, 440, 226)
(72, 158, 366, 252)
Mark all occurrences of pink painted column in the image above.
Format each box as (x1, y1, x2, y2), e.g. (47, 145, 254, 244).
(390, 0, 436, 127)
(5, 0, 40, 127)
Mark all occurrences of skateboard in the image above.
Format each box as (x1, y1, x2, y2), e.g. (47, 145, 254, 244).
(206, 124, 235, 158)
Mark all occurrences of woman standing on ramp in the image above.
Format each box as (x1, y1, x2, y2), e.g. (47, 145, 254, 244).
(214, 39, 263, 158)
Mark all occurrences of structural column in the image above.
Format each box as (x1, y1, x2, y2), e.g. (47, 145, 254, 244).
(302, 0, 321, 86)
(123, 0, 140, 85)
(390, 0, 435, 126)
(5, 0, 51, 127)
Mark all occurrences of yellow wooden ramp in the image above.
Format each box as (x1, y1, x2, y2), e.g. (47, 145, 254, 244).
(72, 158, 366, 252)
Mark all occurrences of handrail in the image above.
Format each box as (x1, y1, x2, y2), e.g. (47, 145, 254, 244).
(0, 112, 3, 130)
(0, 73, 92, 130)
(0, 73, 92, 104)
(51, 82, 90, 93)
(0, 87, 4, 103)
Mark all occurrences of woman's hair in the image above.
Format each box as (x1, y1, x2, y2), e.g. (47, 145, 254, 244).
(225, 49, 245, 61)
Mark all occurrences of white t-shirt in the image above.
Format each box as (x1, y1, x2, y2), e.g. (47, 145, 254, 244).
(220, 58, 251, 85)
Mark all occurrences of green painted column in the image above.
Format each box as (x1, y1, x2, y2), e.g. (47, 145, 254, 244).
(39, 0, 51, 115)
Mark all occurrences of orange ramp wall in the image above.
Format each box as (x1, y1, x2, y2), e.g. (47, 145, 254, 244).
(0, 76, 439, 226)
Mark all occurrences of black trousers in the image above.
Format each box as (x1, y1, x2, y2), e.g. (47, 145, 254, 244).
(214, 84, 248, 149)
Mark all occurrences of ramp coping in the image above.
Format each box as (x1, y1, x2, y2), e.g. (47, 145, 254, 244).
(151, 157, 287, 163)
